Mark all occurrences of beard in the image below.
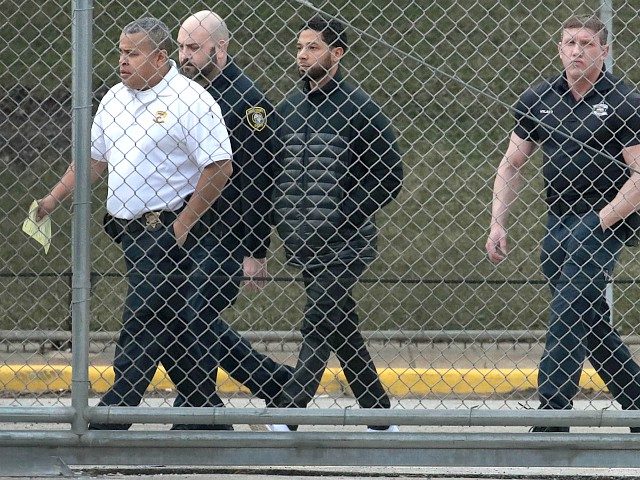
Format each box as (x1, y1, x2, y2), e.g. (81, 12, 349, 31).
(298, 55, 333, 82)
(180, 51, 219, 83)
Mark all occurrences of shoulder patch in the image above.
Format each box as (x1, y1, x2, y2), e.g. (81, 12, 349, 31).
(245, 106, 267, 131)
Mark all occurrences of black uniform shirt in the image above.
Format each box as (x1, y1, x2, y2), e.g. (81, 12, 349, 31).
(203, 58, 275, 259)
(513, 71, 640, 207)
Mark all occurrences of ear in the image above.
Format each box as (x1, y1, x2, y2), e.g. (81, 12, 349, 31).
(331, 46, 344, 62)
(217, 38, 229, 55)
(156, 48, 169, 66)
(213, 39, 228, 62)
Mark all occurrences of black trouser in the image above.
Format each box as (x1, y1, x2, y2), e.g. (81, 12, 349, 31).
(167, 243, 294, 419)
(275, 259, 390, 422)
(538, 211, 640, 413)
(90, 224, 224, 430)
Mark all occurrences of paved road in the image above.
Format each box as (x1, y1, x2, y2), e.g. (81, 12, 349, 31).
(4, 461, 640, 478)
(5, 467, 640, 480)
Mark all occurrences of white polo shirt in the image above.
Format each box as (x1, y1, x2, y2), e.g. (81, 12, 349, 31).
(91, 62, 232, 220)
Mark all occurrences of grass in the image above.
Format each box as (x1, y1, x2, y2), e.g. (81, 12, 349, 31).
(2, 0, 640, 334)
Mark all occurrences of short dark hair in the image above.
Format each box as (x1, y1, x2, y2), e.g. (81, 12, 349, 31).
(562, 15, 608, 45)
(301, 16, 348, 52)
(123, 17, 173, 53)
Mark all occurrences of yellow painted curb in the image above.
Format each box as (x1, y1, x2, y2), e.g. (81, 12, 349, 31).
(0, 365, 609, 397)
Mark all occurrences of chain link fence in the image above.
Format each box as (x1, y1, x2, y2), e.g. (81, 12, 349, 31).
(1, 0, 640, 468)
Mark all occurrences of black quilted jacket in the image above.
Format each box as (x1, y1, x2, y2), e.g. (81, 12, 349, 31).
(272, 72, 403, 267)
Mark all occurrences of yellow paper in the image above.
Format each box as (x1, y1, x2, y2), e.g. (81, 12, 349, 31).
(22, 200, 52, 254)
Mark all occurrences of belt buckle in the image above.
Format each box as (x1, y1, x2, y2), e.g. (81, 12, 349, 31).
(144, 211, 162, 231)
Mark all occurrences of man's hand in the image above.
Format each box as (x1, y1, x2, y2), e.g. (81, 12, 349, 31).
(486, 225, 508, 264)
(598, 204, 622, 232)
(242, 257, 268, 292)
(172, 221, 189, 248)
(34, 160, 106, 222)
(36, 195, 60, 222)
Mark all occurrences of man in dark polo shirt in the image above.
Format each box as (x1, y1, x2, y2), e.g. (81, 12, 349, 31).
(486, 15, 640, 431)
(170, 10, 292, 412)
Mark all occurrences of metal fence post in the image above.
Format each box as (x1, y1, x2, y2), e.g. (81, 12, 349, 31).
(70, 0, 93, 435)
(601, 0, 614, 72)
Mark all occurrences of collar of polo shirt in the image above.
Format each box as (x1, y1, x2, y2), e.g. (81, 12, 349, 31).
(129, 60, 179, 101)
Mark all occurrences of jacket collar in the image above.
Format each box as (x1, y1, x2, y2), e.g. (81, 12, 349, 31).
(303, 69, 343, 96)
(209, 57, 242, 91)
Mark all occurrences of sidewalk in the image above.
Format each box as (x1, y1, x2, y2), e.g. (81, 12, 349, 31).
(0, 335, 618, 396)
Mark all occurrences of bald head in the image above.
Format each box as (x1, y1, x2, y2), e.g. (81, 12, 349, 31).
(182, 10, 229, 44)
(177, 10, 230, 84)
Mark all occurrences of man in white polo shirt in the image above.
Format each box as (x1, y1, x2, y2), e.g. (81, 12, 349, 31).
(36, 17, 233, 429)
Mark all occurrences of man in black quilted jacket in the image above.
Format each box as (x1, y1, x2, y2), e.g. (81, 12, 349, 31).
(269, 15, 403, 432)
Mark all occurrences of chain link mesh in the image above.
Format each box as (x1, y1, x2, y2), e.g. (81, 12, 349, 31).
(2, 0, 639, 425)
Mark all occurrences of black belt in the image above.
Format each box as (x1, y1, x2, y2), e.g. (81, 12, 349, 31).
(103, 209, 181, 243)
(115, 210, 180, 235)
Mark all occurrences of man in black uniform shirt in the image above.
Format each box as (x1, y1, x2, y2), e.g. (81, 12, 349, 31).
(172, 10, 292, 410)
(486, 15, 640, 431)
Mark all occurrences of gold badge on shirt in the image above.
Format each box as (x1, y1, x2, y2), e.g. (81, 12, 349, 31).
(245, 106, 267, 131)
(153, 111, 168, 123)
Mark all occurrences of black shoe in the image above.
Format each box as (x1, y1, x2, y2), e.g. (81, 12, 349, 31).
(529, 426, 569, 433)
(265, 392, 299, 431)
